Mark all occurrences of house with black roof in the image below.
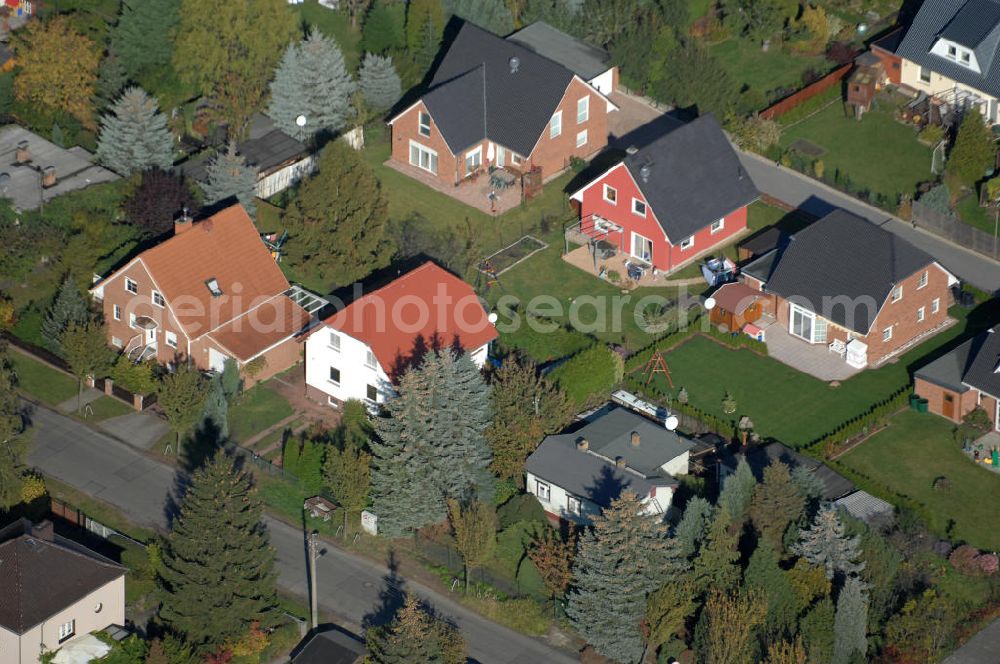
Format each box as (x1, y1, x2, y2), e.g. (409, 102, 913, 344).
(524, 406, 695, 524)
(738, 209, 957, 369)
(896, 0, 1000, 123)
(387, 21, 617, 190)
(568, 114, 759, 275)
(506, 21, 618, 95)
(916, 326, 1000, 428)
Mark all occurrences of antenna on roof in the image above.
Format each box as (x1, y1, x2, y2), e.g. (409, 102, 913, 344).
(509, 56, 520, 73)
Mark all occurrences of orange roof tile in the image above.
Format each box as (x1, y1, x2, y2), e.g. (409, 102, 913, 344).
(134, 205, 292, 339)
(208, 294, 311, 362)
(323, 262, 498, 374)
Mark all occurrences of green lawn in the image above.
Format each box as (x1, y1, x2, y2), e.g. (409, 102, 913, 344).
(82, 396, 134, 422)
(651, 308, 971, 446)
(710, 39, 827, 99)
(10, 352, 79, 406)
(838, 411, 1000, 549)
(227, 383, 294, 444)
(956, 194, 999, 235)
(779, 101, 934, 203)
(294, 0, 365, 71)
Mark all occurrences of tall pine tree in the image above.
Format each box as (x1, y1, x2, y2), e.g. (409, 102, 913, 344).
(112, 0, 180, 79)
(567, 492, 687, 662)
(832, 576, 868, 664)
(792, 505, 864, 580)
(359, 53, 402, 115)
(749, 461, 806, 551)
(692, 507, 741, 594)
(42, 277, 89, 352)
(744, 538, 798, 639)
(202, 142, 258, 218)
(366, 594, 465, 664)
(675, 496, 713, 559)
(267, 28, 356, 138)
(158, 451, 277, 649)
(96, 87, 174, 176)
(719, 457, 756, 521)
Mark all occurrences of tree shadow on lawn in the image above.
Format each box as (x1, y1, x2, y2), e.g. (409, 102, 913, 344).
(163, 419, 226, 528)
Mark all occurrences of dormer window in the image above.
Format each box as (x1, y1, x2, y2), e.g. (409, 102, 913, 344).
(962, 51, 971, 64)
(205, 278, 223, 297)
(948, 45, 957, 58)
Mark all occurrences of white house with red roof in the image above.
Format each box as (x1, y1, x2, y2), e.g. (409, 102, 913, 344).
(304, 262, 498, 408)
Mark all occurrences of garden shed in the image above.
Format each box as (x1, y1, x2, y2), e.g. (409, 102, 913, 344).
(846, 52, 887, 118)
(710, 281, 765, 332)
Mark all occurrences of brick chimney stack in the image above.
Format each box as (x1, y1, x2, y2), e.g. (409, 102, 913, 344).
(41, 166, 56, 188)
(30, 520, 55, 542)
(174, 207, 193, 235)
(630, 431, 640, 447)
(15, 140, 30, 164)
(576, 438, 589, 451)
(615, 456, 626, 469)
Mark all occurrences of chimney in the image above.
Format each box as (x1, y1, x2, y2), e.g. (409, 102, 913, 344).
(15, 140, 30, 164)
(630, 431, 640, 447)
(174, 207, 193, 234)
(30, 520, 55, 542)
(41, 166, 56, 188)
(615, 455, 626, 469)
(576, 438, 589, 451)
(625, 145, 638, 156)
(639, 163, 651, 183)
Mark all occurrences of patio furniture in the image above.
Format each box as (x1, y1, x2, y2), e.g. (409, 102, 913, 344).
(595, 239, 616, 260)
(489, 167, 517, 189)
(845, 338, 868, 369)
(625, 260, 646, 282)
(829, 338, 847, 357)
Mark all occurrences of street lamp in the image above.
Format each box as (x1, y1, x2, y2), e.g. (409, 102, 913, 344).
(295, 114, 307, 142)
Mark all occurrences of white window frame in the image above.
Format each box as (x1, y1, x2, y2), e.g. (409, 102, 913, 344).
(917, 270, 928, 289)
(511, 153, 523, 166)
(947, 44, 957, 58)
(710, 218, 725, 234)
(920, 66, 931, 83)
(58, 620, 75, 642)
(329, 366, 341, 386)
(679, 235, 695, 250)
(125, 277, 138, 294)
(409, 140, 438, 175)
(632, 198, 646, 217)
(576, 129, 588, 148)
(883, 326, 893, 342)
(917, 306, 926, 322)
(549, 111, 562, 138)
(464, 145, 482, 175)
(631, 231, 653, 262)
(567, 494, 581, 515)
(365, 349, 377, 370)
(113, 304, 121, 321)
(603, 184, 617, 204)
(932, 297, 941, 314)
(129, 313, 137, 329)
(535, 480, 550, 501)
(576, 96, 589, 124)
(328, 331, 341, 352)
(152, 290, 165, 308)
(891, 285, 903, 302)
(166, 330, 178, 348)
(111, 336, 123, 348)
(418, 111, 431, 137)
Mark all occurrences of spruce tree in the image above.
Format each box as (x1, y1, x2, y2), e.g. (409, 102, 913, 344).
(96, 87, 174, 176)
(675, 496, 713, 558)
(94, 52, 128, 112)
(359, 53, 402, 115)
(267, 28, 356, 138)
(948, 112, 996, 186)
(792, 505, 864, 580)
(158, 451, 277, 650)
(200, 376, 229, 441)
(361, 0, 404, 54)
(442, 0, 514, 35)
(112, 0, 180, 79)
(202, 142, 258, 218)
(42, 277, 89, 352)
(692, 507, 741, 594)
(749, 461, 806, 551)
(366, 594, 465, 664)
(719, 457, 756, 521)
(743, 538, 798, 639)
(832, 576, 868, 664)
(567, 492, 686, 663)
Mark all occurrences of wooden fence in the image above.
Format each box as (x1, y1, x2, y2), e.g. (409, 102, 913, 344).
(760, 63, 852, 120)
(912, 201, 1000, 260)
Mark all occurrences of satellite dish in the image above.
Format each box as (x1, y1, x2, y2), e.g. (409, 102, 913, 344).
(295, 115, 307, 127)
(665, 415, 679, 431)
(704, 297, 717, 310)
(488, 312, 498, 324)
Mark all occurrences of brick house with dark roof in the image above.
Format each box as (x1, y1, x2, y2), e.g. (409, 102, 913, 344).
(568, 114, 760, 274)
(738, 209, 958, 368)
(0, 520, 125, 664)
(90, 204, 326, 383)
(915, 327, 1000, 428)
(387, 21, 617, 188)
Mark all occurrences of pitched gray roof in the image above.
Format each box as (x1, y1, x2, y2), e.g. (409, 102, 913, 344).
(622, 115, 759, 242)
(178, 114, 306, 183)
(742, 443, 855, 501)
(743, 209, 936, 335)
(915, 337, 975, 392)
(292, 629, 365, 664)
(957, 328, 1000, 396)
(896, 0, 1000, 99)
(507, 21, 611, 81)
(524, 407, 692, 508)
(422, 21, 576, 156)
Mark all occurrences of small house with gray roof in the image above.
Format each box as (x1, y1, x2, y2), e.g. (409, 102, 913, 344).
(896, 0, 1000, 123)
(524, 406, 695, 524)
(738, 209, 957, 369)
(916, 326, 1000, 429)
(387, 20, 617, 190)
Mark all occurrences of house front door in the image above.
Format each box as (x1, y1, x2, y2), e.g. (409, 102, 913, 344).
(943, 393, 955, 419)
(144, 327, 156, 346)
(496, 146, 506, 167)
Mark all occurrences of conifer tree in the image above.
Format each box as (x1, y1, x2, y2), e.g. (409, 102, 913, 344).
(366, 594, 465, 664)
(443, 0, 514, 35)
(694, 588, 767, 664)
(567, 492, 686, 662)
(485, 355, 573, 483)
(158, 451, 277, 649)
(832, 576, 868, 664)
(792, 505, 864, 580)
(42, 277, 89, 352)
(0, 344, 26, 511)
(749, 461, 806, 550)
(719, 457, 755, 521)
(406, 0, 444, 54)
(96, 87, 174, 176)
(332, 399, 373, 449)
(94, 52, 128, 112)
(675, 496, 713, 558)
(200, 376, 229, 441)
(202, 142, 258, 218)
(359, 53, 402, 115)
(744, 538, 798, 638)
(267, 29, 356, 138)
(948, 112, 996, 186)
(644, 579, 697, 661)
(692, 507, 741, 594)
(112, 0, 180, 79)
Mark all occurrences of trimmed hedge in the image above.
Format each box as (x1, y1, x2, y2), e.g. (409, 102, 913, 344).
(806, 386, 912, 456)
(549, 344, 620, 407)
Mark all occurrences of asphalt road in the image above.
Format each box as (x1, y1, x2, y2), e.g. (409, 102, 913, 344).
(27, 404, 577, 664)
(737, 150, 1000, 293)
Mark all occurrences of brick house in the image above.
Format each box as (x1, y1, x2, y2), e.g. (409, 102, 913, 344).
(915, 327, 1000, 429)
(387, 20, 617, 188)
(738, 209, 957, 368)
(568, 114, 759, 275)
(90, 204, 326, 383)
(304, 262, 498, 408)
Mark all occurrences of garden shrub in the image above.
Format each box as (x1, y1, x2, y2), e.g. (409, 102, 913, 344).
(921, 183, 954, 216)
(949, 544, 985, 576)
(494, 478, 519, 507)
(980, 553, 999, 576)
(549, 345, 619, 406)
(110, 356, 158, 395)
(497, 493, 547, 529)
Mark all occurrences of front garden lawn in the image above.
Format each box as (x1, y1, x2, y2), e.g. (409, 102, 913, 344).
(778, 101, 933, 204)
(648, 307, 970, 447)
(837, 410, 1000, 549)
(10, 352, 79, 406)
(82, 396, 135, 422)
(228, 383, 295, 444)
(710, 39, 827, 100)
(956, 194, 998, 235)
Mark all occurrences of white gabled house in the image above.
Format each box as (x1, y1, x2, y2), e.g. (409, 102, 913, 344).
(304, 261, 498, 408)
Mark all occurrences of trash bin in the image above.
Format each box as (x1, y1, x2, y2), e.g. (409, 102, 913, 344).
(909, 394, 921, 410)
(917, 398, 929, 413)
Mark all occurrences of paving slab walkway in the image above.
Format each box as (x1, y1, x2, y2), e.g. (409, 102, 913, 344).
(97, 410, 171, 451)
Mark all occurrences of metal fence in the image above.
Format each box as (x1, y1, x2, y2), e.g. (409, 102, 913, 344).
(912, 200, 1000, 260)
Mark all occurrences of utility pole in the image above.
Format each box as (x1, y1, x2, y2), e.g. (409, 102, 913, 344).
(307, 530, 319, 630)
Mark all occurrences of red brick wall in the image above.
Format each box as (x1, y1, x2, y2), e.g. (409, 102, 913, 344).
(527, 77, 609, 180)
(866, 264, 952, 362)
(914, 377, 973, 423)
(390, 100, 461, 185)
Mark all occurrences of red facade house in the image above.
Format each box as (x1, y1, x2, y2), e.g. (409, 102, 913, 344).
(568, 114, 759, 275)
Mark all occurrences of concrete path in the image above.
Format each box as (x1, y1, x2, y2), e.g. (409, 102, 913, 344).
(56, 387, 103, 414)
(98, 411, 171, 451)
(942, 617, 1000, 664)
(26, 403, 578, 664)
(738, 150, 1000, 293)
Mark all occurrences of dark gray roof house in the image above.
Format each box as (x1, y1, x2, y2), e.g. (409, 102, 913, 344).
(917, 327, 1000, 398)
(507, 21, 614, 86)
(291, 629, 365, 664)
(896, 0, 1000, 100)
(743, 209, 942, 335)
(525, 406, 695, 520)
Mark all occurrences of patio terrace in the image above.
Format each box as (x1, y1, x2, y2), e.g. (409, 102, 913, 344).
(385, 160, 524, 215)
